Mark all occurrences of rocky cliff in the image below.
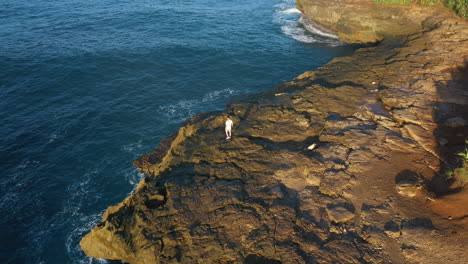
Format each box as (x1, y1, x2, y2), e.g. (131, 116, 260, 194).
(296, 0, 445, 44)
(81, 1, 468, 263)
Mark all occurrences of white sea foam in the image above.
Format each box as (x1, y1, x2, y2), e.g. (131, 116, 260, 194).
(156, 88, 235, 124)
(156, 99, 196, 123)
(124, 167, 145, 186)
(202, 88, 234, 103)
(15, 159, 40, 171)
(48, 133, 58, 143)
(60, 170, 103, 263)
(122, 140, 143, 155)
(298, 16, 339, 39)
(273, 0, 342, 46)
(278, 8, 301, 15)
(281, 25, 318, 43)
(65, 212, 103, 264)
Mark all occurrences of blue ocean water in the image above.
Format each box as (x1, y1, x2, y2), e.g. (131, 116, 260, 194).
(0, 0, 355, 263)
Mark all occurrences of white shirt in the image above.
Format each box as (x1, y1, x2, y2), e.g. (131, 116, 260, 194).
(225, 119, 233, 130)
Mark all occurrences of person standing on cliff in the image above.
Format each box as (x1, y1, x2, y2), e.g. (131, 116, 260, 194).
(225, 115, 233, 139)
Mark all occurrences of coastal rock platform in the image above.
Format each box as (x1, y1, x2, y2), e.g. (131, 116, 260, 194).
(81, 1, 468, 263)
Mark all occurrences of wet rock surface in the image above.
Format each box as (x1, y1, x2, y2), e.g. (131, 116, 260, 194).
(80, 2, 468, 264)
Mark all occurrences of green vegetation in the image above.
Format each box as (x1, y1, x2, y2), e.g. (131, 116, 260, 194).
(447, 140, 468, 186)
(454, 168, 468, 183)
(457, 140, 468, 162)
(444, 0, 468, 17)
(374, 0, 467, 17)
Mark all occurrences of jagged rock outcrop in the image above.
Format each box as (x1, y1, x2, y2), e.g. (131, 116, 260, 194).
(296, 0, 449, 44)
(81, 1, 468, 263)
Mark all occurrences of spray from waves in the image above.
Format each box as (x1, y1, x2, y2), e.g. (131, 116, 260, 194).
(297, 17, 339, 39)
(273, 0, 342, 46)
(277, 7, 301, 15)
(125, 167, 145, 186)
(156, 87, 235, 124)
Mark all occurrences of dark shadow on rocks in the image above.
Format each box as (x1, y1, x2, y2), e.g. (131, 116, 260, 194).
(144, 186, 167, 209)
(401, 243, 417, 250)
(327, 202, 355, 213)
(361, 203, 390, 212)
(294, 225, 324, 245)
(246, 135, 320, 153)
(309, 78, 365, 89)
(395, 169, 425, 185)
(384, 220, 401, 233)
(228, 82, 309, 106)
(326, 112, 344, 121)
(394, 170, 430, 197)
(432, 63, 468, 195)
(403, 217, 434, 230)
(244, 254, 282, 264)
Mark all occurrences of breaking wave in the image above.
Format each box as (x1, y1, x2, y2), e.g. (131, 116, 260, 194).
(273, 0, 343, 45)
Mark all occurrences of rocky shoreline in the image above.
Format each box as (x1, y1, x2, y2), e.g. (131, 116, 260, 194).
(81, 1, 468, 263)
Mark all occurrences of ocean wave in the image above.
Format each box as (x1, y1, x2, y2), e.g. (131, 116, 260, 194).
(298, 16, 339, 39)
(273, 0, 342, 46)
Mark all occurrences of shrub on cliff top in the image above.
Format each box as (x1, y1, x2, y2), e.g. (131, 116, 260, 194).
(374, 0, 467, 17)
(444, 0, 467, 17)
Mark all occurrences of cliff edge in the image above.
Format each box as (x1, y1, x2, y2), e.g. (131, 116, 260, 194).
(81, 1, 468, 263)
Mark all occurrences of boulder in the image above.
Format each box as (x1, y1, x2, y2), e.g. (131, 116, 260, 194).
(326, 205, 355, 223)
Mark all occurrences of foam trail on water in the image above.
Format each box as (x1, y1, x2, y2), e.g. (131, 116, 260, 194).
(156, 88, 235, 124)
(122, 140, 145, 158)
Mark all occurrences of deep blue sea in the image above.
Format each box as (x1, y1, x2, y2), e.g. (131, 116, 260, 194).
(0, 0, 355, 263)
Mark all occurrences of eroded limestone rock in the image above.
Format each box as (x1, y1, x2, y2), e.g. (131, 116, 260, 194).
(296, 0, 445, 44)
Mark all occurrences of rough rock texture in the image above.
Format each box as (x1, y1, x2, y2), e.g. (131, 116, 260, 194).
(81, 1, 468, 264)
(296, 0, 447, 44)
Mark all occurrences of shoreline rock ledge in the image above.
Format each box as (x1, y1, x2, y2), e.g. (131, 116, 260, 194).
(81, 1, 468, 263)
